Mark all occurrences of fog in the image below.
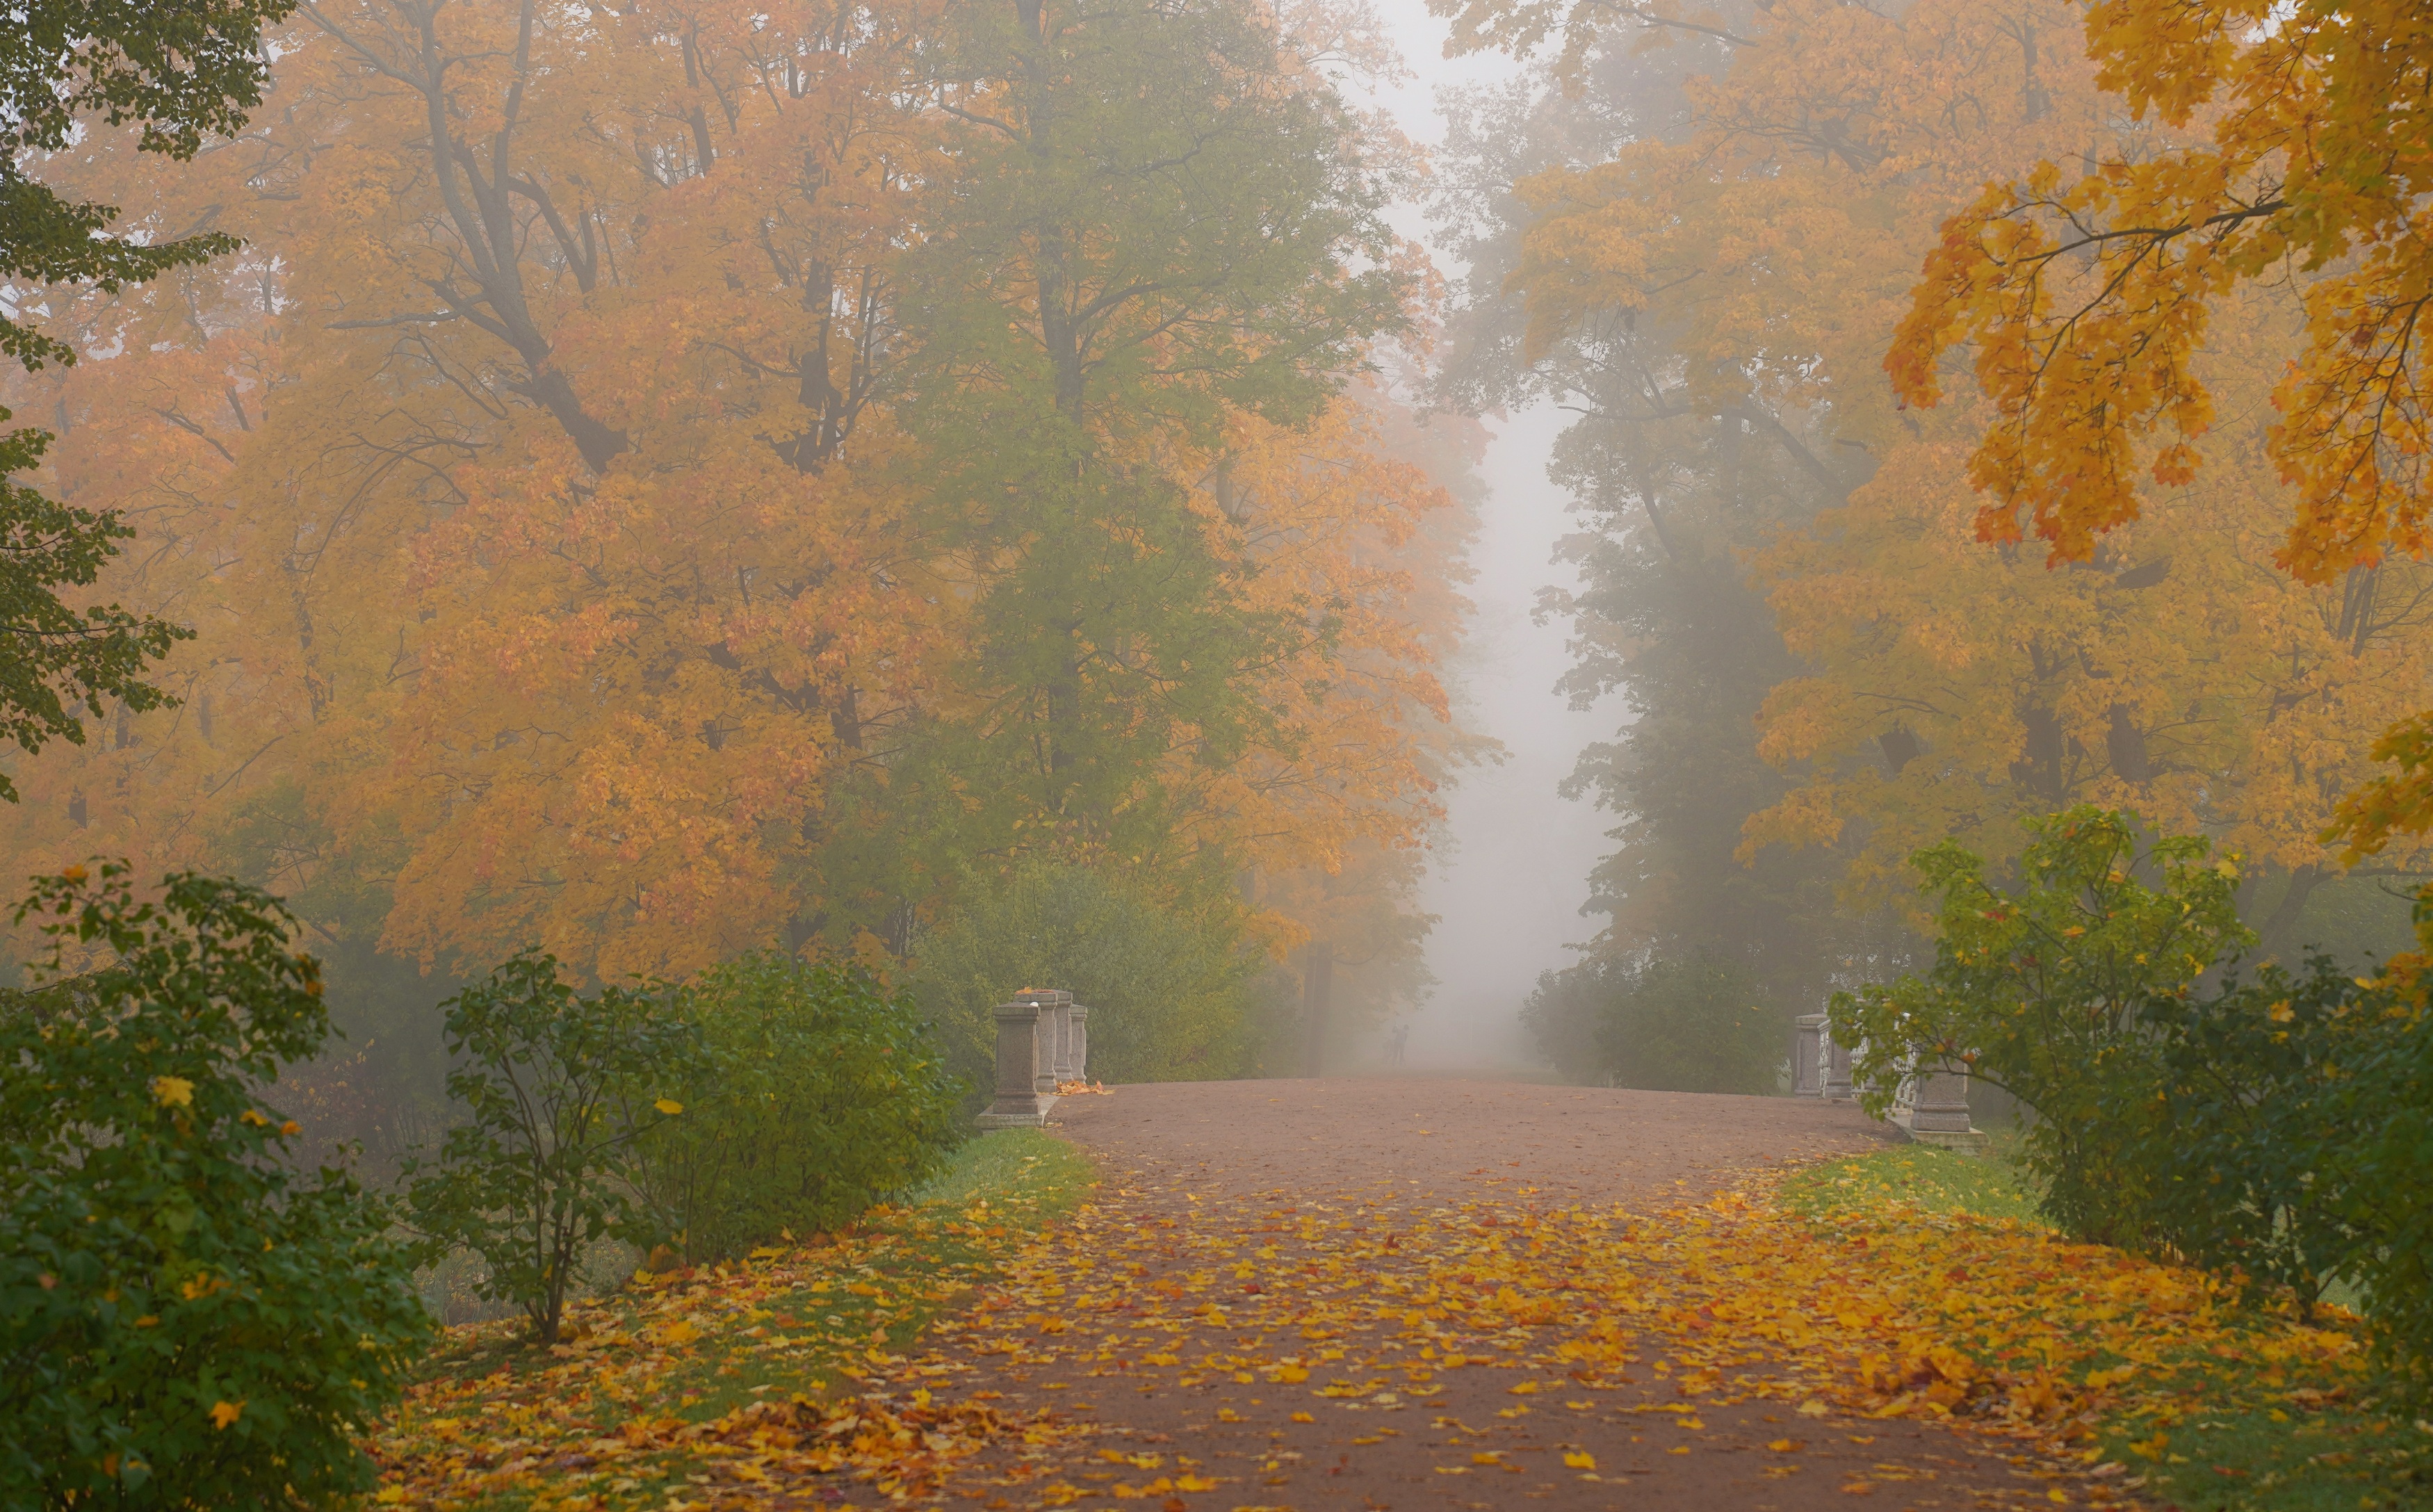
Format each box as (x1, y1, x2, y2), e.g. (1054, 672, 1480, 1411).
(1362, 13, 1618, 1071)
(10, 0, 2420, 1123)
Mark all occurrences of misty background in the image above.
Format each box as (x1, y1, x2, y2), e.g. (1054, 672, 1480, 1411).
(1369, 10, 1615, 1071)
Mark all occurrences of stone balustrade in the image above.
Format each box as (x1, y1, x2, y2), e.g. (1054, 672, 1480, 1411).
(1793, 1009, 1986, 1152)
(975, 988, 1091, 1130)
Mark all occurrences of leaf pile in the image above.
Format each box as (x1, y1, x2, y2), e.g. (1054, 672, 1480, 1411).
(366, 1146, 1091, 1509)
(909, 1175, 2366, 1502)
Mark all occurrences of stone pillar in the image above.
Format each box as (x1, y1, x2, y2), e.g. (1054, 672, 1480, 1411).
(1023, 989, 1071, 1098)
(1821, 1034, 1855, 1102)
(1792, 1014, 1826, 1097)
(977, 994, 1057, 1130)
(1068, 1002, 1091, 1084)
(1902, 1060, 1988, 1152)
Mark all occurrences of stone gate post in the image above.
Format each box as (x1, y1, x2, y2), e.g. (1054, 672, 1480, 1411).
(1900, 1059, 1988, 1152)
(977, 993, 1056, 1129)
(1792, 1014, 1826, 1096)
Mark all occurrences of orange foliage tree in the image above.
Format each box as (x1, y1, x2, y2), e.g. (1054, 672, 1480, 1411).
(1442, 0, 2430, 958)
(0, 0, 1474, 1057)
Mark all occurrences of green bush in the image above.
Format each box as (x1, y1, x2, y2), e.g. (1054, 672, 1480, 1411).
(2133, 956, 2363, 1309)
(1829, 806, 2250, 1246)
(1830, 805, 2433, 1406)
(2318, 979, 2433, 1406)
(635, 953, 962, 1263)
(400, 952, 698, 1342)
(0, 864, 431, 1508)
(913, 861, 1260, 1087)
(1523, 952, 1782, 1094)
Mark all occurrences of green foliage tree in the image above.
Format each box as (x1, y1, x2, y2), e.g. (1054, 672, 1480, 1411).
(2313, 982, 2433, 1405)
(1829, 808, 2252, 1244)
(913, 861, 1262, 1088)
(636, 953, 961, 1264)
(0, 862, 429, 1507)
(846, 0, 1418, 912)
(0, 1, 295, 792)
(399, 953, 697, 1344)
(1523, 952, 1782, 1094)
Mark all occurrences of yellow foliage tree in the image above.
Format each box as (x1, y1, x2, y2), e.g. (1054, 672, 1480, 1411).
(1447, 0, 2431, 952)
(1887, 0, 2433, 962)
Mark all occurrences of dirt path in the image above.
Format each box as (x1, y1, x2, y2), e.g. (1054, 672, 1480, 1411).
(913, 1078, 2115, 1512)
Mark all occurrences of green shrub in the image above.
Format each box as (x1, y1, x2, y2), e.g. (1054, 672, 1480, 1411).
(1523, 952, 1782, 1094)
(400, 952, 699, 1342)
(635, 953, 961, 1263)
(2318, 979, 2433, 1406)
(2133, 956, 2364, 1309)
(913, 861, 1260, 1087)
(0, 863, 431, 1508)
(1829, 806, 2433, 1406)
(1829, 806, 2250, 1246)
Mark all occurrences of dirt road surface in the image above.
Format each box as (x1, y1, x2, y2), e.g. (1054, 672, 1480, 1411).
(910, 1078, 2113, 1512)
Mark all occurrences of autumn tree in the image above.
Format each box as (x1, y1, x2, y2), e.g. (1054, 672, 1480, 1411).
(1441, 0, 2428, 981)
(1887, 1, 2433, 970)
(0, 0, 1476, 1105)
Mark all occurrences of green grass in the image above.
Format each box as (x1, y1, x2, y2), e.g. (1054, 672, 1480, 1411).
(2094, 1386, 2430, 1512)
(1782, 1140, 2431, 1511)
(911, 1125, 1093, 1210)
(1777, 1139, 2044, 1224)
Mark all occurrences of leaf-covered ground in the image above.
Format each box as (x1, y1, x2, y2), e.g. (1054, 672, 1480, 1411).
(366, 1088, 2430, 1511)
(366, 1131, 1093, 1509)
(1785, 1146, 2429, 1512)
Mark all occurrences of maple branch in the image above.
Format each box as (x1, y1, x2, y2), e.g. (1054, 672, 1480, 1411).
(1736, 404, 1850, 504)
(151, 406, 238, 465)
(327, 311, 462, 330)
(2003, 196, 2292, 266)
(1585, 1, 1759, 48)
(932, 97, 1018, 139)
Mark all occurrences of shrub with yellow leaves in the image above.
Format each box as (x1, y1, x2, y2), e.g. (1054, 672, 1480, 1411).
(0, 863, 430, 1506)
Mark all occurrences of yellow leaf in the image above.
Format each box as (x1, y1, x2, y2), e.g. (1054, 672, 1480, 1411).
(150, 1076, 194, 1108)
(654, 1098, 683, 1115)
(1173, 1474, 1219, 1491)
(209, 1400, 243, 1429)
(1768, 1438, 1798, 1452)
(1563, 1451, 1596, 1470)
(1507, 1381, 1539, 1395)
(1271, 1365, 1309, 1383)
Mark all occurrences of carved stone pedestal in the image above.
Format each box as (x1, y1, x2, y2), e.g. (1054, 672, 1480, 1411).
(1893, 1062, 1989, 1153)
